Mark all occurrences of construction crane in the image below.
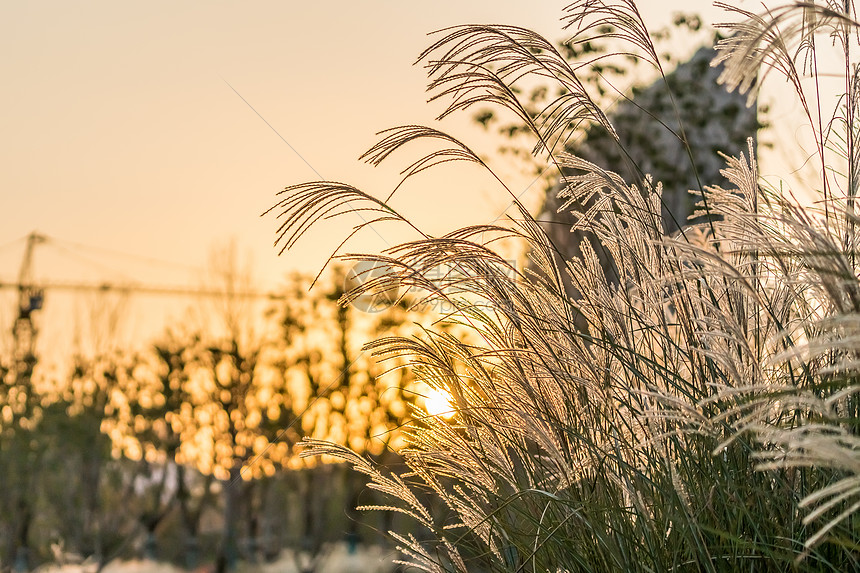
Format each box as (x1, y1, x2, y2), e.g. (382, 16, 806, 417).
(2, 231, 286, 381)
(11, 232, 45, 382)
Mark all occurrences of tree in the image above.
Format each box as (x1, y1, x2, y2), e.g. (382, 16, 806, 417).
(262, 267, 420, 569)
(92, 249, 423, 570)
(103, 334, 217, 566)
(475, 14, 760, 277)
(0, 298, 46, 569)
(48, 351, 137, 564)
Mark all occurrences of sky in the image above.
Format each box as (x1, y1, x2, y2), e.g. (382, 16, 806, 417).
(0, 1, 809, 357)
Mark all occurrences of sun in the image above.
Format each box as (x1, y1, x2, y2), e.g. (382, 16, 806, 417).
(424, 388, 456, 419)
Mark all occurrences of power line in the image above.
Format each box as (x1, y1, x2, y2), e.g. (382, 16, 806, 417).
(45, 241, 136, 283)
(45, 234, 205, 274)
(0, 236, 26, 256)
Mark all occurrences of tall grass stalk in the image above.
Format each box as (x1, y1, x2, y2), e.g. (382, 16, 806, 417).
(268, 1, 860, 570)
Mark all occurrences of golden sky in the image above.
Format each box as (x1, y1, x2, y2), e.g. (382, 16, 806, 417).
(0, 1, 728, 283)
(1, 0, 788, 357)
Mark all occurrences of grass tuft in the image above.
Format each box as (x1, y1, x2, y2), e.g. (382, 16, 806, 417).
(273, 1, 860, 570)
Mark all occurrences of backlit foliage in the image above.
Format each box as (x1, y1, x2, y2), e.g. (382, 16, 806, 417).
(272, 1, 860, 571)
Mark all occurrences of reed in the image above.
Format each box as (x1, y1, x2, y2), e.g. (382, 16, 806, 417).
(269, 1, 860, 570)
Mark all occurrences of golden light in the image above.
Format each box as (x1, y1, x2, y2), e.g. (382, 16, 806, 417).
(424, 388, 456, 419)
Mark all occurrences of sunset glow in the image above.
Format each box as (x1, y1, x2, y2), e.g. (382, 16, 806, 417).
(424, 388, 455, 419)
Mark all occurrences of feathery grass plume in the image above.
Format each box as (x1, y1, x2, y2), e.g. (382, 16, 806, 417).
(270, 1, 860, 570)
(563, 0, 660, 69)
(713, 0, 860, 221)
(419, 23, 618, 158)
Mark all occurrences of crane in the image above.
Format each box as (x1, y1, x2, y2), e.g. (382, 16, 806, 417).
(11, 232, 45, 382)
(2, 231, 286, 382)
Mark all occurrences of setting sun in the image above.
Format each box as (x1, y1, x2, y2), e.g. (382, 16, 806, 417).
(424, 388, 455, 419)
